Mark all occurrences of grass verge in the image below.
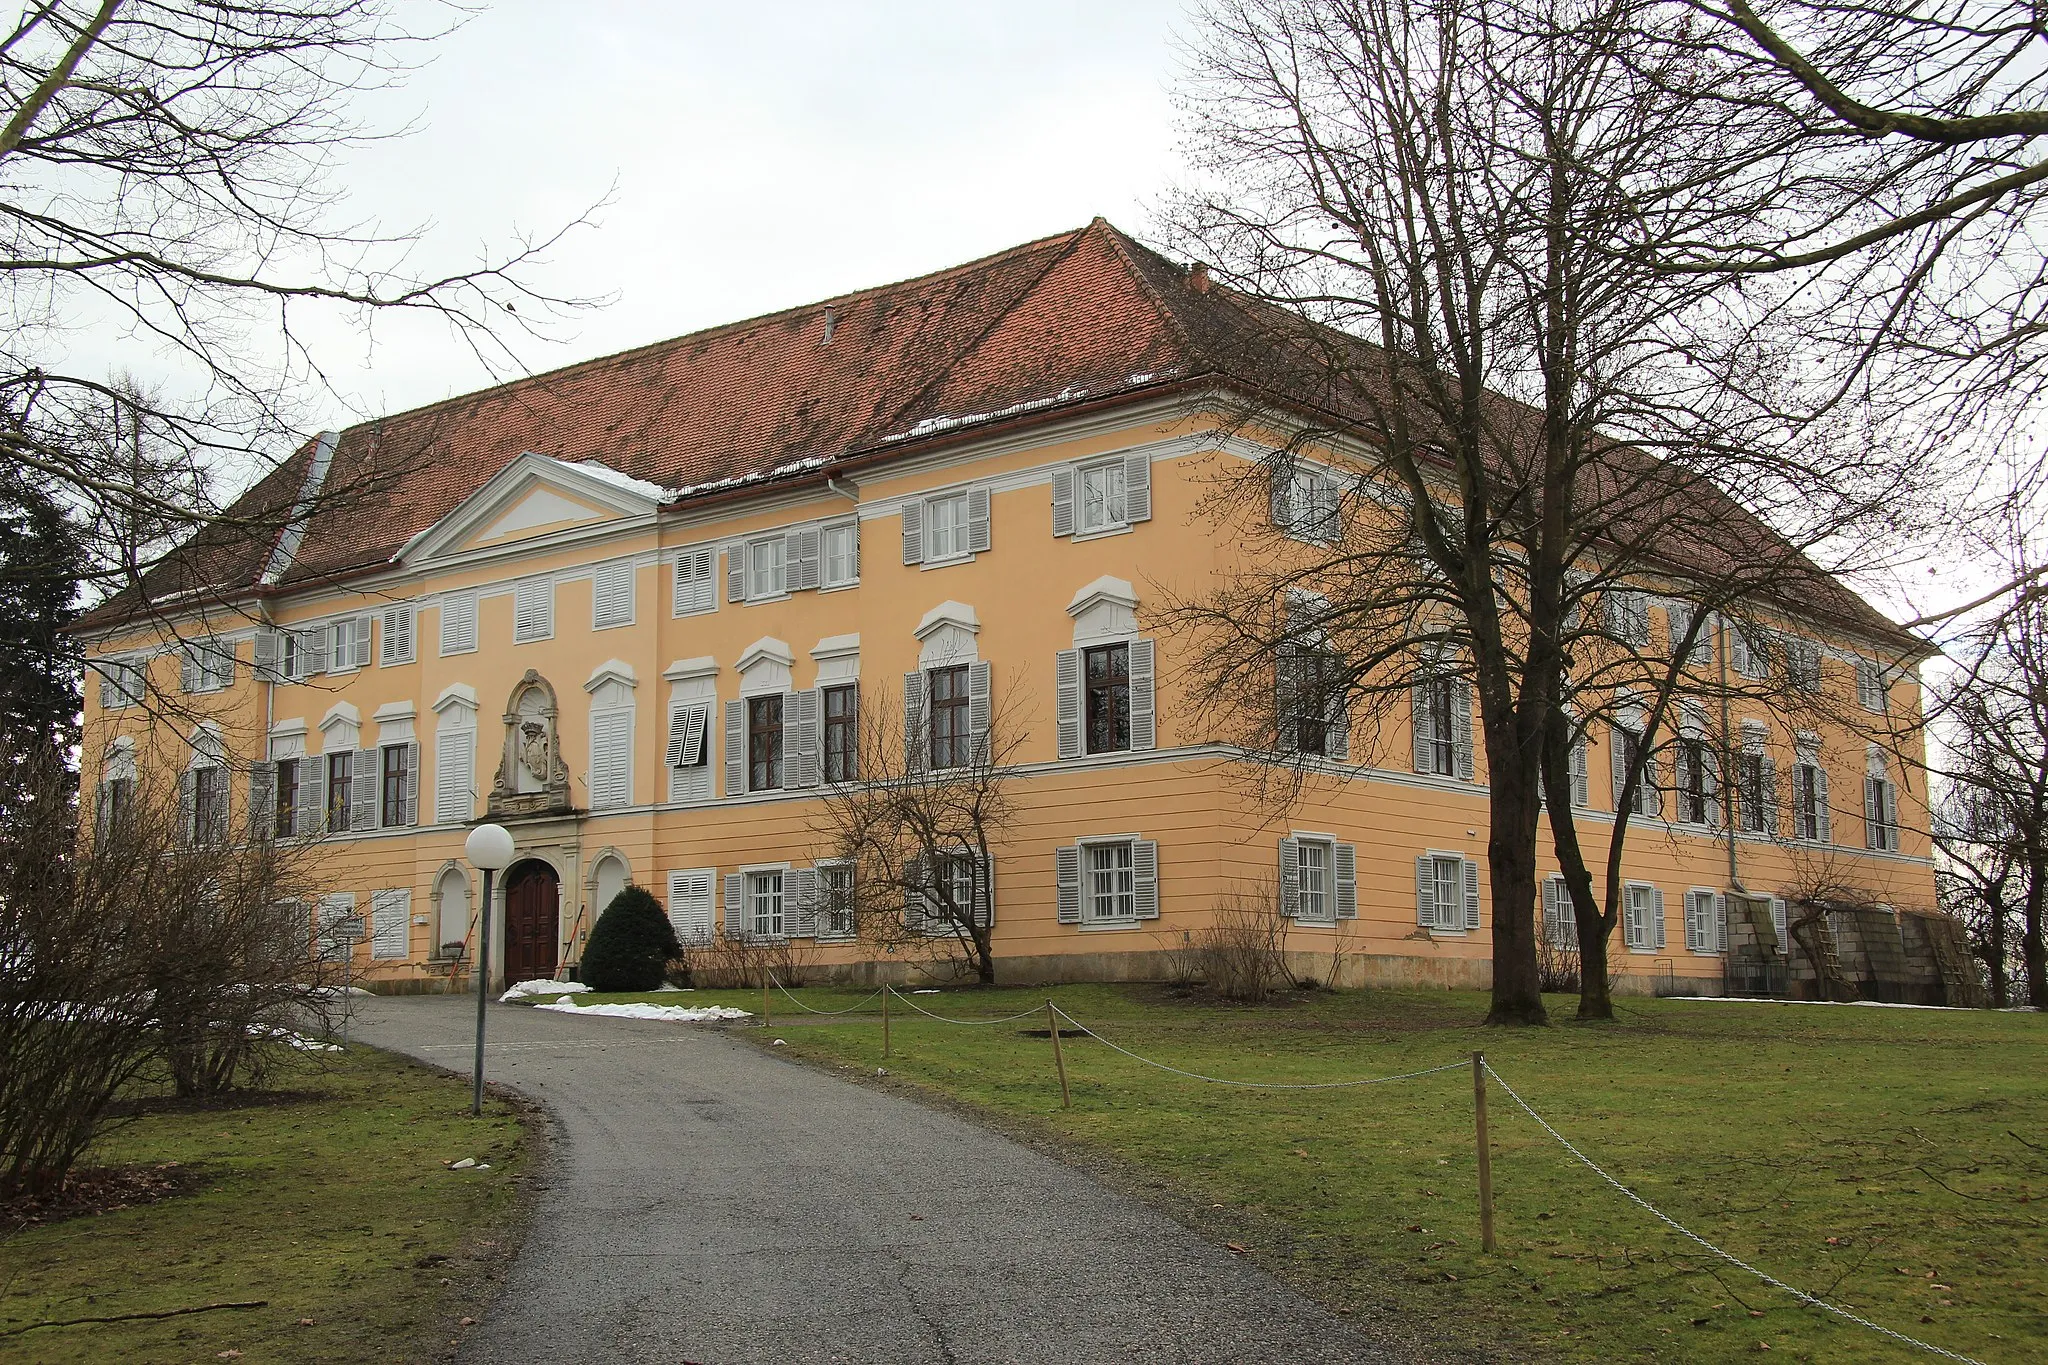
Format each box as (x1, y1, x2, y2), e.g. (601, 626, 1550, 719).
(521, 981, 2047, 1363)
(0, 1046, 533, 1364)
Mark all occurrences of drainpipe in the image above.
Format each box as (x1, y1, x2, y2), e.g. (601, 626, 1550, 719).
(1718, 612, 1744, 895)
(826, 476, 858, 503)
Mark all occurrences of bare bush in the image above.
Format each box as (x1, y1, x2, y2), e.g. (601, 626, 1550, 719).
(1536, 936, 1583, 995)
(1189, 886, 1290, 1004)
(682, 933, 819, 990)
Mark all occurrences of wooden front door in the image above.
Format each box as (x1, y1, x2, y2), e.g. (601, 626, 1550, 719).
(503, 861, 559, 983)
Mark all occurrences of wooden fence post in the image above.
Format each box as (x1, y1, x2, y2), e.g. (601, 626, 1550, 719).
(1048, 1000, 1071, 1109)
(882, 985, 891, 1059)
(1473, 1050, 1496, 1253)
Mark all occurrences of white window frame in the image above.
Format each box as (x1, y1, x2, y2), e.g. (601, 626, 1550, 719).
(592, 559, 636, 630)
(1856, 659, 1889, 714)
(817, 860, 856, 939)
(924, 491, 971, 562)
(328, 617, 366, 674)
(1080, 837, 1138, 925)
(745, 866, 787, 941)
(513, 577, 554, 644)
(101, 657, 144, 708)
(1684, 888, 1723, 955)
(672, 547, 719, 617)
(378, 605, 415, 666)
(1282, 465, 1340, 543)
(183, 638, 235, 694)
(1077, 457, 1130, 535)
(747, 536, 788, 600)
(1623, 881, 1663, 952)
(821, 520, 859, 589)
(1297, 837, 1336, 923)
(439, 592, 479, 656)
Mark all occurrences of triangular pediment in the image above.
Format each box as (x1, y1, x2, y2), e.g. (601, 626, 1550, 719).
(399, 453, 663, 565)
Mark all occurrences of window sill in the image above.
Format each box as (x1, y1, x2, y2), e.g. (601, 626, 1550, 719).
(1078, 918, 1142, 932)
(591, 620, 635, 632)
(819, 580, 859, 594)
(512, 634, 554, 646)
(670, 606, 717, 620)
(743, 593, 791, 607)
(1073, 522, 1134, 543)
(918, 553, 976, 571)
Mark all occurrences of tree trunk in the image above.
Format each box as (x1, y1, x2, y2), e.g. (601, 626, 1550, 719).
(1540, 719, 1615, 1020)
(2025, 852, 2046, 1008)
(1983, 890, 2010, 1009)
(1482, 731, 1548, 1026)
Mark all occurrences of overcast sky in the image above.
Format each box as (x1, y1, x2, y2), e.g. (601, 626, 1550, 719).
(307, 0, 1193, 425)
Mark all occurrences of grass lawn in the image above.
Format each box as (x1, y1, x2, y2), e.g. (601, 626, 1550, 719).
(526, 981, 2047, 1363)
(0, 1046, 532, 1364)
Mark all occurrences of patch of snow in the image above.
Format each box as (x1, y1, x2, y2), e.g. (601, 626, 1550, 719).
(885, 387, 1090, 443)
(1663, 996, 1973, 1012)
(572, 460, 668, 502)
(653, 984, 692, 992)
(501, 979, 591, 1002)
(1127, 372, 1157, 385)
(910, 989, 940, 995)
(534, 1000, 751, 1023)
(311, 985, 375, 998)
(665, 454, 834, 502)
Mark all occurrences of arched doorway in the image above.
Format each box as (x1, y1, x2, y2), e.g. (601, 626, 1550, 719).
(503, 859, 560, 982)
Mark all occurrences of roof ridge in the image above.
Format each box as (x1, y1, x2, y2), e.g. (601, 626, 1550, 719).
(1091, 221, 1207, 367)
(327, 223, 1098, 441)
(854, 221, 1103, 446)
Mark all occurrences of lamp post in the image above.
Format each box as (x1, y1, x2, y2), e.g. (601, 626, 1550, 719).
(465, 823, 515, 1117)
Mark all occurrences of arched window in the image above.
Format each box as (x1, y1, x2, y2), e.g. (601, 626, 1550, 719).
(432, 863, 472, 960)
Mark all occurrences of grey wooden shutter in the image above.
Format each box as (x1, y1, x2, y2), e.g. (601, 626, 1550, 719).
(350, 614, 373, 669)
(1334, 842, 1357, 919)
(794, 689, 821, 787)
(1760, 755, 1779, 835)
(1269, 453, 1294, 529)
(1814, 767, 1832, 842)
(248, 761, 277, 839)
(1414, 856, 1435, 927)
(681, 704, 709, 767)
(303, 755, 326, 834)
(1124, 453, 1151, 523)
(1684, 893, 1702, 952)
(352, 747, 378, 830)
(304, 627, 331, 675)
(903, 671, 928, 771)
(1653, 887, 1666, 949)
(724, 873, 746, 941)
(1325, 661, 1350, 762)
(1569, 733, 1589, 808)
(400, 742, 419, 826)
(774, 689, 798, 789)
(1278, 837, 1300, 918)
(900, 500, 923, 564)
(901, 855, 926, 934)
(724, 700, 745, 796)
(1864, 776, 1880, 849)
(1051, 466, 1076, 537)
(967, 661, 991, 761)
(373, 888, 410, 959)
(972, 853, 993, 928)
(1128, 839, 1159, 919)
(1128, 638, 1156, 751)
(1542, 878, 1562, 945)
(725, 543, 747, 603)
(253, 631, 283, 682)
(1715, 893, 1729, 954)
(666, 706, 691, 767)
(1411, 683, 1434, 772)
(790, 867, 818, 937)
(673, 548, 715, 615)
(435, 730, 472, 824)
(1055, 649, 1082, 759)
(179, 648, 201, 694)
(966, 485, 991, 553)
(178, 768, 196, 844)
(1452, 682, 1474, 780)
(1771, 895, 1788, 948)
(1611, 721, 1630, 809)
(1463, 858, 1481, 930)
(381, 605, 416, 661)
(795, 526, 822, 590)
(1055, 845, 1082, 923)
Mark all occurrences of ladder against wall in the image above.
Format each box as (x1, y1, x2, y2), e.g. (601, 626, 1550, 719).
(1922, 913, 1987, 1008)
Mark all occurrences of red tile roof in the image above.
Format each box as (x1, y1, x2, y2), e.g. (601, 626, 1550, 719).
(100, 217, 1910, 648)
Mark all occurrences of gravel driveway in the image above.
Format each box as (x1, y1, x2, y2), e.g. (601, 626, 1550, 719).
(354, 995, 1464, 1365)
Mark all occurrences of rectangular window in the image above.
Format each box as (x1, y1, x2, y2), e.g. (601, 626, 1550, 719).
(1299, 840, 1334, 922)
(673, 547, 718, 616)
(1283, 646, 1342, 758)
(592, 560, 635, 629)
(1084, 643, 1130, 754)
(1867, 775, 1899, 851)
(822, 522, 859, 588)
(1430, 853, 1460, 931)
(1679, 737, 1713, 825)
(1857, 660, 1889, 714)
(928, 664, 970, 769)
(183, 639, 235, 693)
(275, 758, 300, 838)
(327, 751, 353, 832)
(1786, 637, 1822, 691)
(1685, 889, 1722, 954)
(102, 776, 134, 831)
(1795, 762, 1823, 841)
(513, 578, 553, 643)
(1283, 467, 1339, 541)
(747, 870, 785, 939)
(439, 594, 478, 655)
(1079, 460, 1129, 533)
(1085, 841, 1136, 922)
(1737, 752, 1768, 833)
(329, 618, 364, 672)
(821, 863, 855, 938)
(926, 492, 970, 560)
(932, 853, 976, 929)
(824, 684, 858, 782)
(749, 537, 787, 599)
(101, 659, 144, 708)
(192, 765, 227, 843)
(379, 606, 415, 665)
(747, 694, 783, 792)
(1625, 882, 1661, 950)
(1421, 678, 1455, 775)
(381, 744, 409, 827)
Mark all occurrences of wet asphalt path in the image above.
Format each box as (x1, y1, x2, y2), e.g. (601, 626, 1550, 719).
(354, 995, 1458, 1365)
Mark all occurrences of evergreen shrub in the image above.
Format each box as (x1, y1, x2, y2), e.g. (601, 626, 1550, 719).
(578, 885, 680, 993)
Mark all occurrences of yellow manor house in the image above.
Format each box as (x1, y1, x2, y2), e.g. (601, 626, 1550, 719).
(76, 220, 1956, 1000)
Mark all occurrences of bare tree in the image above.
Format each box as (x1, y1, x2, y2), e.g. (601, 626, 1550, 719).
(1163, 0, 1922, 1022)
(809, 680, 1024, 986)
(0, 2, 596, 699)
(1932, 601, 2048, 1008)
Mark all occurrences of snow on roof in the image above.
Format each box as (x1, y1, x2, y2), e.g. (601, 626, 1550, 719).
(573, 460, 668, 502)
